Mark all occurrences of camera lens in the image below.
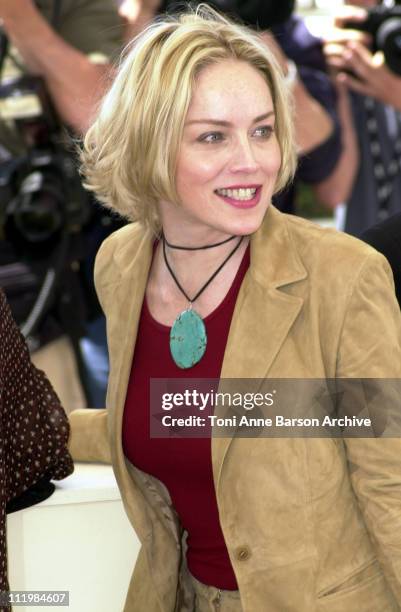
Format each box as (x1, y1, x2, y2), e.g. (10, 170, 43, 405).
(377, 17, 401, 75)
(7, 170, 64, 246)
(15, 191, 63, 243)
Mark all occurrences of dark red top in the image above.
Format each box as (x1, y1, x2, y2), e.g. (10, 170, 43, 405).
(122, 245, 250, 590)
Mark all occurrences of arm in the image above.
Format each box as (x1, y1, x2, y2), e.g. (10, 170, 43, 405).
(337, 251, 401, 604)
(323, 5, 401, 112)
(291, 75, 334, 155)
(312, 80, 359, 209)
(260, 32, 333, 154)
(119, 0, 161, 43)
(266, 17, 346, 196)
(327, 42, 401, 112)
(68, 408, 111, 463)
(310, 7, 370, 208)
(1, 0, 119, 133)
(0, 290, 73, 501)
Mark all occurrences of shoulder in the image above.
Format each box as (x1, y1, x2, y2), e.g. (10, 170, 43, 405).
(94, 222, 149, 284)
(282, 212, 394, 287)
(285, 212, 380, 255)
(253, 208, 394, 302)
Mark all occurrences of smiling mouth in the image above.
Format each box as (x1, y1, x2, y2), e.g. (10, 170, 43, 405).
(215, 187, 258, 201)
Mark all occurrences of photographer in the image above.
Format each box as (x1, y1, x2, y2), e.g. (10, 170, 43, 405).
(0, 0, 123, 411)
(322, 0, 401, 235)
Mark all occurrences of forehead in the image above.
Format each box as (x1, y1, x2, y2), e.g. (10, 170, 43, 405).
(186, 59, 274, 121)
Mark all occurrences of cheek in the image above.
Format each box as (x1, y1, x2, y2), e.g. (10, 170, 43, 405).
(262, 148, 282, 178)
(176, 154, 225, 191)
(273, 140, 283, 171)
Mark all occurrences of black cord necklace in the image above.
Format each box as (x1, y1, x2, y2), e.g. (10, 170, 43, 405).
(163, 233, 237, 251)
(163, 234, 244, 369)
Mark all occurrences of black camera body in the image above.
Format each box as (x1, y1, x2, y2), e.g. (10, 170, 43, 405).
(159, 0, 295, 30)
(345, 2, 401, 75)
(0, 74, 90, 257)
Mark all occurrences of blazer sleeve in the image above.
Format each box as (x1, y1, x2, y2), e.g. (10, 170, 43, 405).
(0, 290, 74, 501)
(336, 250, 401, 604)
(68, 408, 110, 463)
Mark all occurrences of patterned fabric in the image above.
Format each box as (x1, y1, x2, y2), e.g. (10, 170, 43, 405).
(345, 93, 401, 236)
(362, 97, 401, 221)
(0, 289, 73, 609)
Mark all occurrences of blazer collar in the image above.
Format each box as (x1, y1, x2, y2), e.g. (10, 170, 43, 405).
(219, 204, 307, 381)
(214, 206, 307, 489)
(109, 204, 307, 298)
(250, 204, 307, 289)
(107, 204, 307, 387)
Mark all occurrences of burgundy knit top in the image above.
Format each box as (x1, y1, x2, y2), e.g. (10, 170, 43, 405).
(122, 246, 250, 590)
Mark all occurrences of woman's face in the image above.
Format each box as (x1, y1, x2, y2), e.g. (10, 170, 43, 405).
(160, 59, 282, 239)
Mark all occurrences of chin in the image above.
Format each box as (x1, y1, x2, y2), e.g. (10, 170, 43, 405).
(223, 212, 266, 237)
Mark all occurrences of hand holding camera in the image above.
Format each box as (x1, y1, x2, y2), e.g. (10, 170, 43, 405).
(323, 1, 401, 111)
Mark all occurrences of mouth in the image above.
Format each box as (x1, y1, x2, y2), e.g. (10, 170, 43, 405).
(214, 185, 262, 209)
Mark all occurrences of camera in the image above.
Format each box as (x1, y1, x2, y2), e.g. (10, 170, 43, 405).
(0, 67, 94, 343)
(0, 74, 91, 258)
(159, 0, 295, 30)
(345, 1, 401, 75)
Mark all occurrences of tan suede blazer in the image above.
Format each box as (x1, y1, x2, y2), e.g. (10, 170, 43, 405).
(70, 206, 401, 612)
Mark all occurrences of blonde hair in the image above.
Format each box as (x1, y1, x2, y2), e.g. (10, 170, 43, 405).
(81, 5, 297, 233)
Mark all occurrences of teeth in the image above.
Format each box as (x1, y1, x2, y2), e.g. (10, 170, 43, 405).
(216, 187, 257, 201)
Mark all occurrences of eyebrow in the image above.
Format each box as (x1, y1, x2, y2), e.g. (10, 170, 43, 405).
(185, 111, 275, 127)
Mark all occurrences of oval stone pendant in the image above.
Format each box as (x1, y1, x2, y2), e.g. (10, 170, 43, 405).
(170, 308, 207, 369)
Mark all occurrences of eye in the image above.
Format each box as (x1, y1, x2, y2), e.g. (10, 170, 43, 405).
(253, 125, 274, 138)
(198, 132, 224, 143)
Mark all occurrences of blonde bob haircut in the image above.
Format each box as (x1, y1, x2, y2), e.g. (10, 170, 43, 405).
(81, 4, 297, 233)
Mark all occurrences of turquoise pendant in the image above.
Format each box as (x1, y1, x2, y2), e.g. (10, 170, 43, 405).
(170, 308, 207, 369)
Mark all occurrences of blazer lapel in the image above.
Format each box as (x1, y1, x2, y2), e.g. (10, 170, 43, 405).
(105, 227, 154, 540)
(213, 206, 307, 490)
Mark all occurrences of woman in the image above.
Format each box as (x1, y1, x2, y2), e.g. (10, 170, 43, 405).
(0, 288, 73, 608)
(71, 6, 401, 611)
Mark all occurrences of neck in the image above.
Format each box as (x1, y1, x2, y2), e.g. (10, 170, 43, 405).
(152, 201, 249, 303)
(150, 231, 249, 307)
(159, 197, 237, 243)
(163, 233, 237, 251)
(162, 225, 235, 254)
(160, 232, 248, 273)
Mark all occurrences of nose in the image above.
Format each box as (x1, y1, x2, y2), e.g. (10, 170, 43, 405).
(229, 136, 260, 174)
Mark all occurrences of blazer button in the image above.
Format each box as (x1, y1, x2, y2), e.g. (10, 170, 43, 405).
(236, 546, 251, 561)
